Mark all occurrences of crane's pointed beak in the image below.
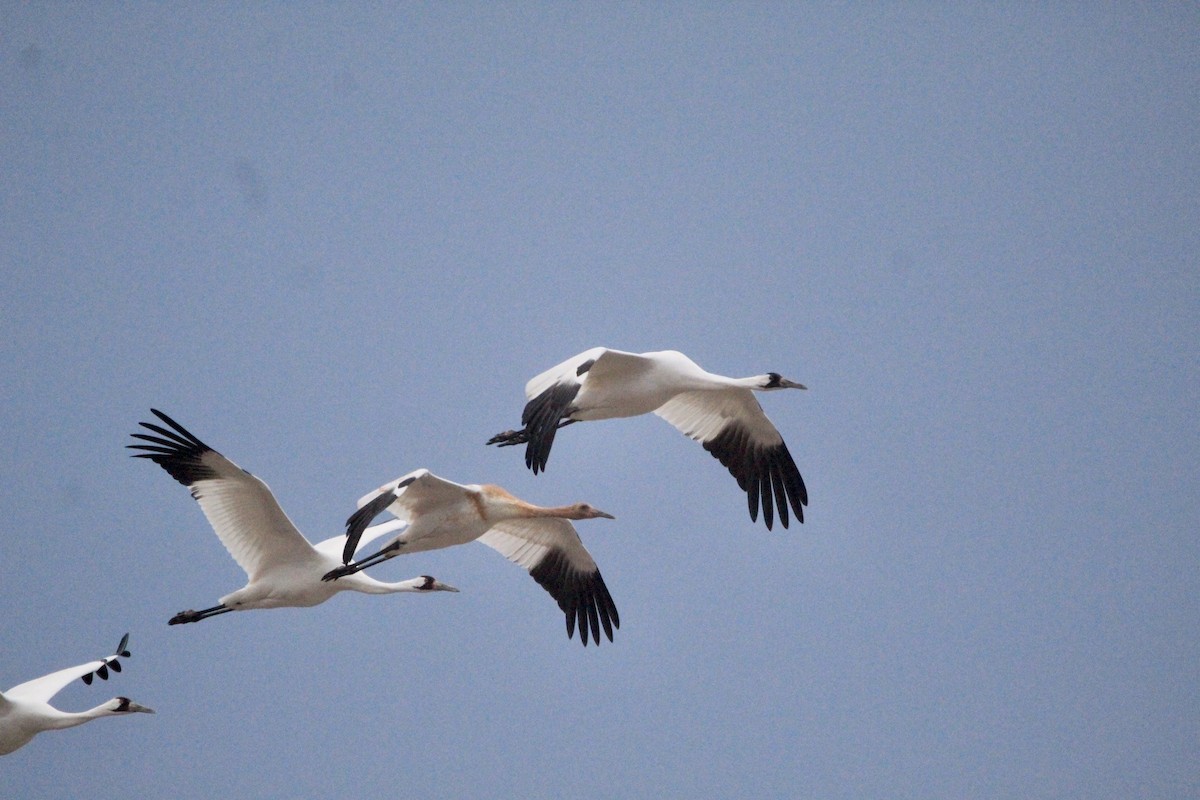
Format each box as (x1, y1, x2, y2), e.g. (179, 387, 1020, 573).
(781, 379, 807, 390)
(124, 702, 155, 714)
(431, 580, 460, 592)
(595, 509, 615, 520)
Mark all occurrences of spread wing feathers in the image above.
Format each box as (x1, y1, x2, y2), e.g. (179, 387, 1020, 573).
(478, 519, 619, 646)
(341, 469, 471, 563)
(5, 634, 132, 702)
(655, 390, 807, 529)
(520, 381, 581, 474)
(520, 348, 605, 473)
(129, 409, 318, 580)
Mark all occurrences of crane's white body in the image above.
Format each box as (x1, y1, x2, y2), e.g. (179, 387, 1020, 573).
(525, 348, 742, 420)
(0, 635, 152, 755)
(492, 347, 809, 529)
(207, 518, 430, 611)
(327, 469, 619, 646)
(129, 410, 457, 624)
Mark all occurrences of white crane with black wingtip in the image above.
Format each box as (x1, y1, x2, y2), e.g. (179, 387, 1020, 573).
(322, 469, 620, 646)
(1, 633, 153, 755)
(129, 410, 459, 625)
(488, 348, 809, 529)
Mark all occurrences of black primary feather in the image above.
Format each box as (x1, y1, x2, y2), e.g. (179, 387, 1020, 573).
(702, 425, 807, 529)
(127, 409, 223, 486)
(341, 488, 400, 564)
(520, 382, 581, 474)
(529, 550, 619, 647)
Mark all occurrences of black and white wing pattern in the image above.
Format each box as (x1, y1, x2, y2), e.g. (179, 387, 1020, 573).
(478, 518, 619, 646)
(515, 348, 661, 473)
(340, 469, 472, 563)
(655, 389, 807, 529)
(520, 347, 610, 405)
(515, 349, 605, 474)
(4, 634, 133, 702)
(129, 409, 318, 579)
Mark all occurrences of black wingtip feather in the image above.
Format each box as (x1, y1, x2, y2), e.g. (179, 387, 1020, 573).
(342, 489, 398, 564)
(529, 550, 618, 646)
(760, 471, 775, 531)
(519, 382, 580, 475)
(129, 411, 221, 486)
(746, 469, 760, 523)
(770, 450, 790, 529)
(704, 425, 807, 529)
(148, 409, 207, 446)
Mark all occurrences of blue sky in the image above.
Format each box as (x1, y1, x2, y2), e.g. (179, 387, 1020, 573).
(2, 4, 1197, 797)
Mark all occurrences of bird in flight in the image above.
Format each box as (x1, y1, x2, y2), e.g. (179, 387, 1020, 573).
(129, 409, 459, 625)
(488, 348, 808, 529)
(323, 469, 619, 646)
(1, 633, 153, 755)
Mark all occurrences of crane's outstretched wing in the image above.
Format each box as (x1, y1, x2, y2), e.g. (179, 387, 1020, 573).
(511, 348, 659, 473)
(655, 389, 807, 529)
(487, 348, 610, 474)
(340, 469, 472, 563)
(521, 346, 610, 400)
(129, 409, 318, 579)
(4, 634, 132, 702)
(479, 519, 619, 646)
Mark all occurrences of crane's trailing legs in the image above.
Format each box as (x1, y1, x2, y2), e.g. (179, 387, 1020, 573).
(321, 542, 402, 582)
(169, 605, 233, 625)
(486, 419, 577, 448)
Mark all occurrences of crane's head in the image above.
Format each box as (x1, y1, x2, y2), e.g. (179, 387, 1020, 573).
(762, 372, 806, 390)
(417, 575, 460, 592)
(567, 503, 615, 521)
(109, 697, 155, 715)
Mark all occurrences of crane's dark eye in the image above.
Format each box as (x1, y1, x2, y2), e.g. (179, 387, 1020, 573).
(765, 372, 783, 388)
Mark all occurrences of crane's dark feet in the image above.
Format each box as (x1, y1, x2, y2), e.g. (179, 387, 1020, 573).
(169, 610, 200, 625)
(322, 565, 356, 582)
(486, 429, 528, 447)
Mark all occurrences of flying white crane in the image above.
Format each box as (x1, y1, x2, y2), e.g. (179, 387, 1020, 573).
(129, 410, 459, 625)
(322, 469, 619, 646)
(1, 633, 153, 755)
(488, 347, 808, 529)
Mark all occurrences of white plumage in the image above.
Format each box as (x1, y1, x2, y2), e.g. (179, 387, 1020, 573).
(488, 348, 809, 529)
(129, 410, 458, 625)
(1, 634, 153, 755)
(323, 469, 619, 646)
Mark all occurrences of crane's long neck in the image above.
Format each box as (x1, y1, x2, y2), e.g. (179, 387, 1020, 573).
(479, 486, 579, 521)
(42, 703, 117, 730)
(340, 573, 425, 595)
(522, 503, 585, 519)
(727, 374, 772, 389)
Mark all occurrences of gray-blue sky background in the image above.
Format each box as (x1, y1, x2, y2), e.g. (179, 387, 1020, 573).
(2, 4, 1196, 797)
